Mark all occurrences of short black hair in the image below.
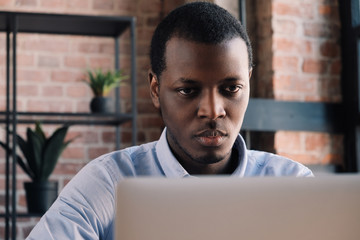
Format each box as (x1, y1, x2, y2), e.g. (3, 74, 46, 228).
(150, 1, 253, 78)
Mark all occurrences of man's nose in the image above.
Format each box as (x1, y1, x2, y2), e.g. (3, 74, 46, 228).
(197, 90, 226, 120)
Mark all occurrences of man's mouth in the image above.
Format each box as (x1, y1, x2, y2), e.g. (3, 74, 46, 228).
(194, 130, 227, 147)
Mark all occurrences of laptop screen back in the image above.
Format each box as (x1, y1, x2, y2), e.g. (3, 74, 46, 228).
(115, 175, 360, 240)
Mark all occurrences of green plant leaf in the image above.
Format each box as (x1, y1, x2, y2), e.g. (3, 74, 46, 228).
(0, 140, 35, 180)
(41, 125, 69, 181)
(82, 69, 127, 97)
(17, 134, 38, 180)
(27, 127, 44, 180)
(35, 122, 46, 142)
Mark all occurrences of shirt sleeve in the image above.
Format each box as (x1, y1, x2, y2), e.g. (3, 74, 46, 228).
(26, 158, 118, 240)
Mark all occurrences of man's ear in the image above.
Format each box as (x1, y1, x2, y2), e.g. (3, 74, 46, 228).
(248, 67, 253, 79)
(149, 70, 160, 109)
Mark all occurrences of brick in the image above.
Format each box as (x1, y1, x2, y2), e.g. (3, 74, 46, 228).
(51, 70, 82, 82)
(137, 101, 158, 114)
(146, 16, 162, 28)
(302, 58, 328, 74)
(26, 100, 51, 112)
(76, 100, 91, 112)
(117, 0, 137, 12)
(88, 147, 111, 159)
(78, 42, 101, 53)
(18, 85, 39, 96)
(0, 54, 4, 66)
(102, 131, 116, 143)
(66, 85, 89, 98)
(81, 131, 100, 144)
(305, 133, 330, 151)
(0, 0, 11, 6)
(318, 5, 332, 15)
(273, 37, 297, 53)
(273, 2, 300, 17)
(22, 38, 69, 53)
(89, 57, 113, 69)
(52, 162, 84, 175)
(139, 115, 163, 128)
(274, 131, 302, 152)
(18, 54, 35, 67)
(138, 0, 162, 14)
(318, 76, 342, 102)
(41, 85, 64, 97)
(66, 0, 90, 9)
(64, 56, 87, 69)
(119, 85, 132, 99)
(137, 42, 151, 57)
(48, 100, 74, 112)
(330, 60, 341, 75)
(303, 22, 339, 38)
(273, 19, 297, 35)
(62, 147, 85, 159)
(121, 130, 146, 144)
(321, 153, 343, 165)
(320, 41, 339, 58)
(147, 129, 162, 142)
(93, 0, 113, 10)
(17, 69, 51, 83)
(40, 0, 65, 8)
(279, 152, 320, 165)
(273, 75, 317, 97)
(137, 84, 152, 99)
(273, 55, 299, 73)
(100, 42, 114, 54)
(273, 38, 312, 55)
(318, 5, 338, 19)
(38, 55, 60, 68)
(137, 28, 157, 44)
(15, 0, 37, 6)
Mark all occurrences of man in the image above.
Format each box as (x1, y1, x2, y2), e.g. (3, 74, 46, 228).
(27, 2, 313, 239)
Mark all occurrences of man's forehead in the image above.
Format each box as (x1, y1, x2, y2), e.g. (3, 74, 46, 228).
(163, 36, 249, 66)
(165, 35, 246, 51)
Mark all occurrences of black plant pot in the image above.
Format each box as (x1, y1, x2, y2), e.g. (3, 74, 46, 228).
(24, 181, 58, 214)
(90, 96, 112, 113)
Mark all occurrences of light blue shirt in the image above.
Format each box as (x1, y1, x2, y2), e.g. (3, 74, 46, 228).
(27, 128, 313, 240)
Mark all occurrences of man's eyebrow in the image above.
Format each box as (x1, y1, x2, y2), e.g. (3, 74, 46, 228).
(222, 76, 243, 83)
(175, 78, 199, 84)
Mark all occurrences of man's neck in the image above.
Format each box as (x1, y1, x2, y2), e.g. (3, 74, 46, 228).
(179, 148, 239, 175)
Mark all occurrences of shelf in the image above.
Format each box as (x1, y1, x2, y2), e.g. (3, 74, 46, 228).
(0, 11, 134, 37)
(0, 111, 133, 125)
(1, 11, 137, 239)
(0, 213, 42, 218)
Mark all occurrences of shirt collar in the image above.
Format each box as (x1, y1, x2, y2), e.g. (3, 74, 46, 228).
(155, 127, 248, 178)
(155, 128, 190, 178)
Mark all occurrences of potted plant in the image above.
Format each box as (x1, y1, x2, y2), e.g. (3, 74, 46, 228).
(0, 122, 73, 214)
(82, 69, 127, 113)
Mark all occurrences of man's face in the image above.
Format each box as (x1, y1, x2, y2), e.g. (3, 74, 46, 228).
(149, 37, 251, 172)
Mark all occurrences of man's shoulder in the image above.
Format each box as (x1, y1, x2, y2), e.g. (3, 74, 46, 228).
(86, 140, 161, 179)
(245, 150, 313, 177)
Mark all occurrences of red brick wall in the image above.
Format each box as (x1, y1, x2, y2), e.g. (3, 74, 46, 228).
(253, 0, 343, 166)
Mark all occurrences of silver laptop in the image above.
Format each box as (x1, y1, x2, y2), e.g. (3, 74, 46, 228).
(115, 175, 360, 240)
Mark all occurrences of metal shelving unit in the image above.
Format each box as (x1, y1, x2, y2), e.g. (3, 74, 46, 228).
(0, 11, 137, 240)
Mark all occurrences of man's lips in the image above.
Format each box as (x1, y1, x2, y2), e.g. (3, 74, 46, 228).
(194, 130, 228, 147)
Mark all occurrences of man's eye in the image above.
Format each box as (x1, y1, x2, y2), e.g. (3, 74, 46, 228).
(223, 85, 241, 93)
(178, 88, 196, 96)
